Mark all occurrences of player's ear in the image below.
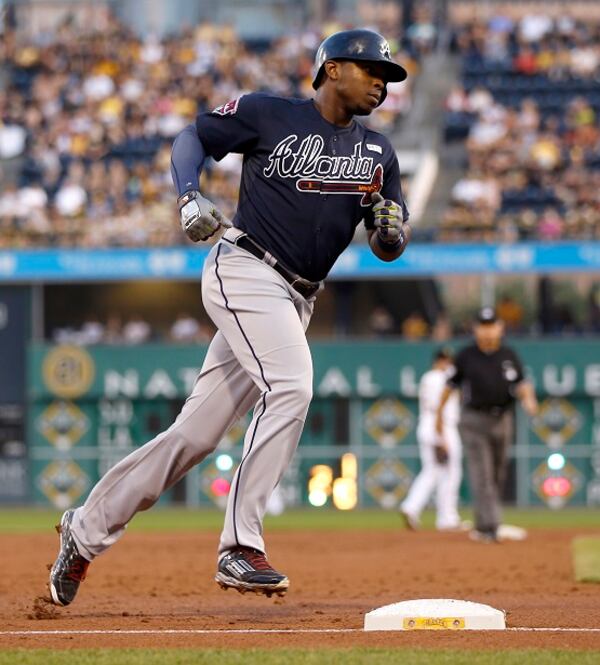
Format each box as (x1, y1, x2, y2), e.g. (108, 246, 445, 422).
(324, 60, 341, 83)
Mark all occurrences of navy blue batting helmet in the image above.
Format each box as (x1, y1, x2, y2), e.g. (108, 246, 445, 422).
(312, 29, 407, 106)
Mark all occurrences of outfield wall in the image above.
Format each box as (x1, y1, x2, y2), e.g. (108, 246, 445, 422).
(25, 340, 600, 510)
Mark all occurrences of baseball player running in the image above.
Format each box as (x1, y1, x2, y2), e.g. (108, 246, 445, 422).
(49, 29, 410, 606)
(400, 348, 463, 531)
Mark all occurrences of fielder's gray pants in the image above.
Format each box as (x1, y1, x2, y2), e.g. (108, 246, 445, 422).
(71, 237, 313, 562)
(458, 408, 513, 533)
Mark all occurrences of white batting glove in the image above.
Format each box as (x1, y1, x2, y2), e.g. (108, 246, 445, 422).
(177, 190, 232, 242)
(372, 192, 408, 246)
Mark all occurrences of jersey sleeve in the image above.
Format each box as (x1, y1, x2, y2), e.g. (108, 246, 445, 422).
(195, 93, 262, 161)
(363, 139, 409, 230)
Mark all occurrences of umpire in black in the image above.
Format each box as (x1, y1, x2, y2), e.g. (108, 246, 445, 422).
(435, 307, 538, 542)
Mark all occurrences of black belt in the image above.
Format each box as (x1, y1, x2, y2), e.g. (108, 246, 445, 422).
(466, 404, 510, 417)
(225, 233, 322, 300)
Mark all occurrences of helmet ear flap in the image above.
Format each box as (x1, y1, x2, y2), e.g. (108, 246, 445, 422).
(312, 66, 325, 90)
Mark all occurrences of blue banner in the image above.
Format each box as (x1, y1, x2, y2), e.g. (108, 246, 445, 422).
(1, 242, 599, 282)
(0, 248, 208, 281)
(330, 242, 600, 277)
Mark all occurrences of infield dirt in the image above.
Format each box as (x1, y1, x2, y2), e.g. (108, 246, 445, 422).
(1, 527, 599, 650)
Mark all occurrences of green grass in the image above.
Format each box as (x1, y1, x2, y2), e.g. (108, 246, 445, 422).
(573, 536, 600, 583)
(0, 507, 599, 535)
(1, 650, 599, 665)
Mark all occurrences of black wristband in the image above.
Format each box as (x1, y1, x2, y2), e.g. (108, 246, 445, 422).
(376, 230, 403, 252)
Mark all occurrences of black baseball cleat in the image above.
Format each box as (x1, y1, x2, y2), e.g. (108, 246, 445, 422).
(215, 547, 289, 597)
(48, 509, 90, 606)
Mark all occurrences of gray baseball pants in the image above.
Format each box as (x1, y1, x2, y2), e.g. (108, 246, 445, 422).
(458, 408, 514, 533)
(70, 234, 314, 562)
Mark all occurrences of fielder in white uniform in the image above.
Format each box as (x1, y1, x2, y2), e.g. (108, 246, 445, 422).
(400, 348, 462, 530)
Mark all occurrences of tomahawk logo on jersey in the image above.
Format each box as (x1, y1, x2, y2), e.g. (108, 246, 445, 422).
(213, 99, 240, 116)
(197, 92, 408, 282)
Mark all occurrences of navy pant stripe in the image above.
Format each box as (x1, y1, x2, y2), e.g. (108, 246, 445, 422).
(214, 243, 271, 548)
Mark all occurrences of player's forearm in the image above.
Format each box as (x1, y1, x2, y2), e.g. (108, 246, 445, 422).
(170, 124, 208, 196)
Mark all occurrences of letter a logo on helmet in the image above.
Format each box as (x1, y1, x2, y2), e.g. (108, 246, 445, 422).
(312, 29, 407, 106)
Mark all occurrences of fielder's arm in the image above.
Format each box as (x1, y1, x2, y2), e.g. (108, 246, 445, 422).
(435, 384, 456, 437)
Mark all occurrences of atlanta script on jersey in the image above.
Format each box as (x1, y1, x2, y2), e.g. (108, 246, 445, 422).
(199, 93, 408, 282)
(263, 134, 384, 206)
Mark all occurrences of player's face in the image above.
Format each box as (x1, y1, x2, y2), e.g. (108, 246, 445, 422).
(334, 61, 387, 115)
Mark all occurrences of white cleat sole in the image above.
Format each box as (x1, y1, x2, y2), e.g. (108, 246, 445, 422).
(215, 571, 289, 597)
(48, 582, 65, 606)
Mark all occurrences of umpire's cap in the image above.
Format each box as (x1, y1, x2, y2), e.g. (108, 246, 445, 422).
(312, 29, 408, 106)
(477, 307, 498, 325)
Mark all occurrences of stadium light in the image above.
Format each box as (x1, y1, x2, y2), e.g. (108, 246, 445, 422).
(308, 489, 328, 507)
(547, 453, 565, 471)
(211, 477, 231, 497)
(332, 478, 357, 510)
(542, 476, 572, 498)
(341, 452, 358, 479)
(333, 453, 358, 510)
(216, 454, 233, 471)
(308, 464, 333, 507)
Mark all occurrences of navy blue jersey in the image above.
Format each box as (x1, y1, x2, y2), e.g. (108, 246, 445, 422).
(196, 93, 408, 282)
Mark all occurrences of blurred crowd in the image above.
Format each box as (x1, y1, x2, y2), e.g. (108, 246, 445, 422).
(51, 312, 213, 345)
(50, 282, 600, 344)
(4, 8, 600, 249)
(441, 14, 600, 242)
(367, 282, 600, 339)
(0, 13, 413, 249)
